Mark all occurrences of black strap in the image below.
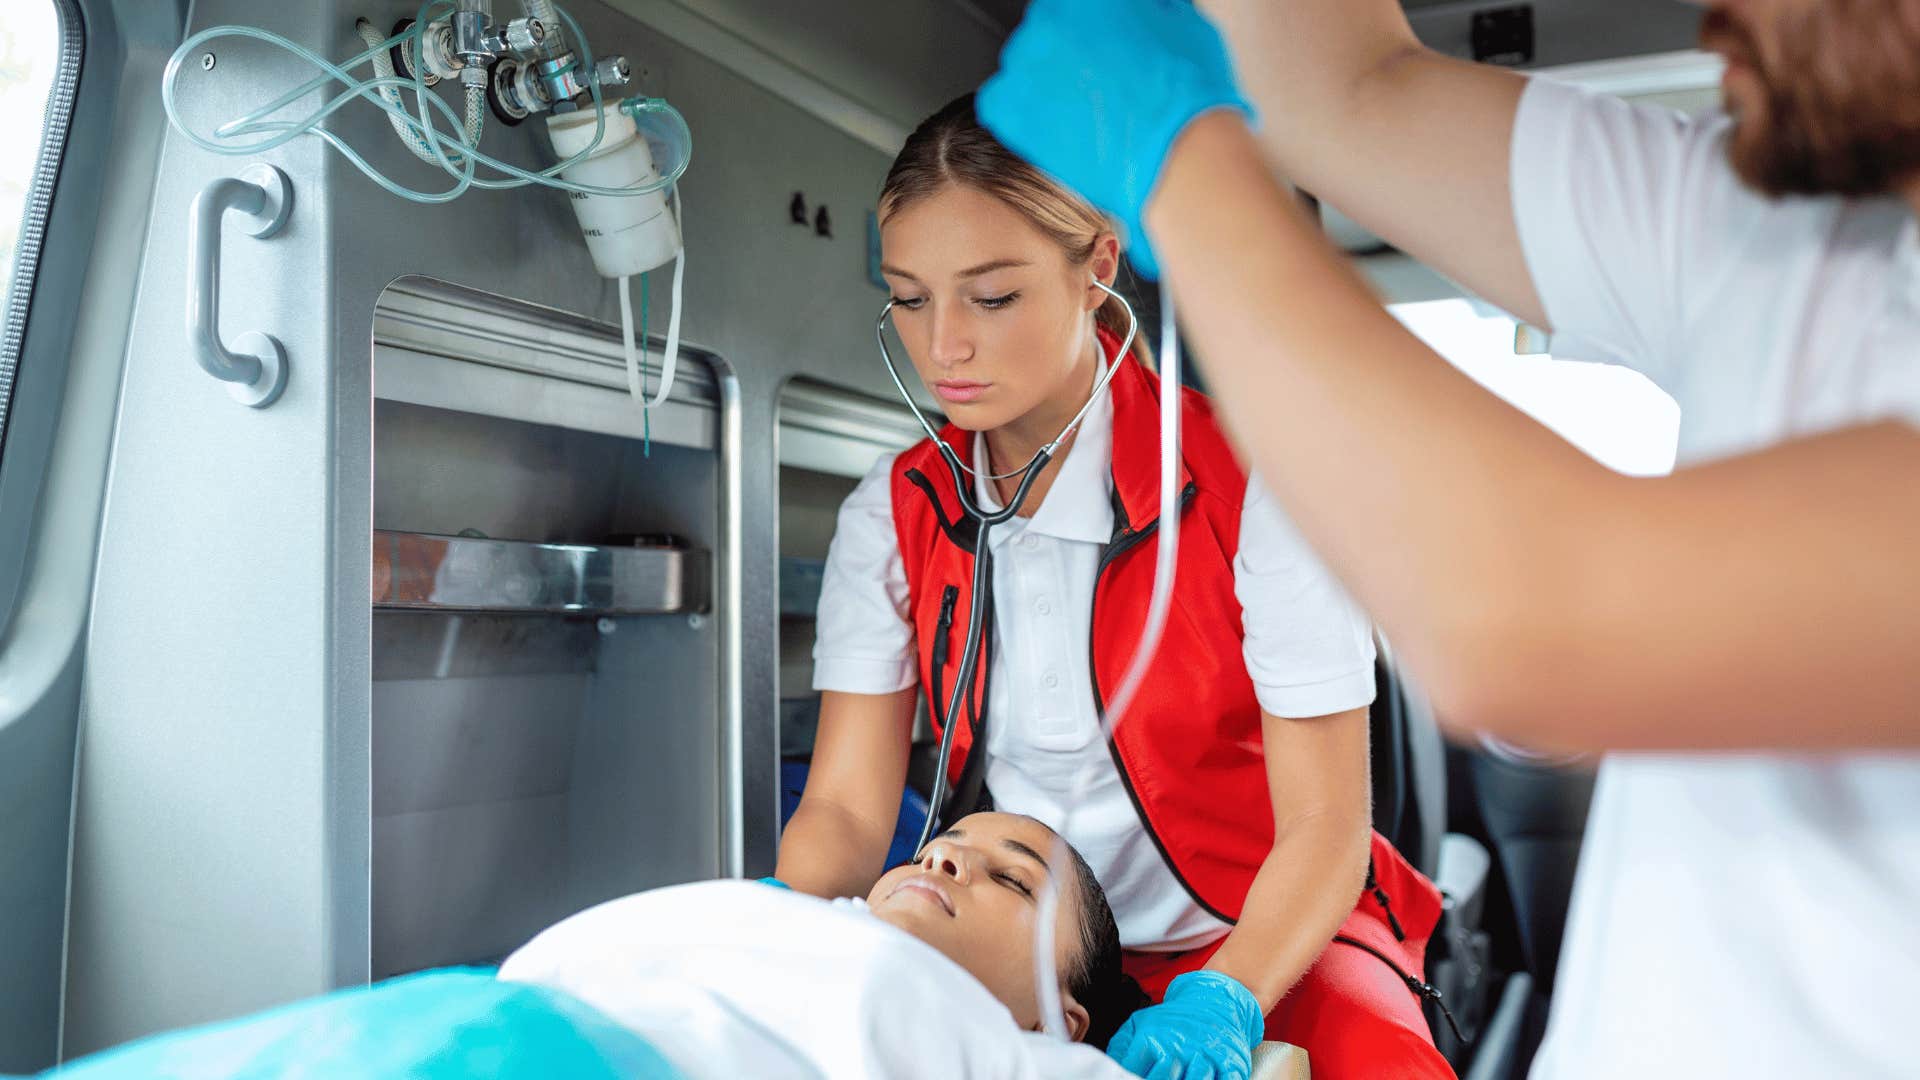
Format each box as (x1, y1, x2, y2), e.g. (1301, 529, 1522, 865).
(1366, 856, 1408, 942)
(1330, 934, 1465, 1044)
(903, 468, 979, 555)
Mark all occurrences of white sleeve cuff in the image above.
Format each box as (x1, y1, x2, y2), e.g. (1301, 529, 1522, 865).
(812, 656, 918, 696)
(1253, 665, 1377, 720)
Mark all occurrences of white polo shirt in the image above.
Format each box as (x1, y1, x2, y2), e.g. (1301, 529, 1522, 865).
(1511, 78, 1920, 1078)
(811, 387, 1377, 950)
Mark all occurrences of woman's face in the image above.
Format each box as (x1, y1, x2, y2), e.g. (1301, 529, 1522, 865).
(866, 812, 1091, 1040)
(880, 184, 1116, 434)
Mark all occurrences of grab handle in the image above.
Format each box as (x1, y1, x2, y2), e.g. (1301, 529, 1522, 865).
(186, 163, 291, 407)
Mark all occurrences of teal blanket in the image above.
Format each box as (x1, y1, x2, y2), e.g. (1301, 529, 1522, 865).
(40, 970, 681, 1079)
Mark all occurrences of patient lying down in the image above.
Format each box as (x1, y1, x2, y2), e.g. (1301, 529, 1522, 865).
(500, 811, 1147, 1078)
(38, 813, 1145, 1080)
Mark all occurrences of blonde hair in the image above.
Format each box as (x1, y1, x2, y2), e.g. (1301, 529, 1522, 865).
(879, 95, 1149, 367)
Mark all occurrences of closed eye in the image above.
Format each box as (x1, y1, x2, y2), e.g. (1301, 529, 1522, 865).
(889, 296, 926, 311)
(996, 872, 1034, 898)
(976, 292, 1019, 311)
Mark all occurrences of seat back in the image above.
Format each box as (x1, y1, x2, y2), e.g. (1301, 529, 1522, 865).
(1369, 634, 1447, 878)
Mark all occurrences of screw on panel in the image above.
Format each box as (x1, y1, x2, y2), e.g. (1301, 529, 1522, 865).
(202, 53, 216, 71)
(597, 617, 618, 635)
(687, 613, 706, 630)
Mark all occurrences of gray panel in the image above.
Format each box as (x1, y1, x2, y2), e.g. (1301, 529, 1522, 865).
(0, 653, 81, 1073)
(372, 796, 572, 978)
(605, 0, 1003, 148)
(371, 675, 587, 816)
(372, 613, 601, 681)
(0, 5, 188, 1069)
(1406, 0, 1702, 68)
(565, 615, 724, 904)
(376, 399, 633, 542)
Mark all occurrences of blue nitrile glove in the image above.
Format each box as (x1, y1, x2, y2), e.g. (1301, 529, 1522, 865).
(1107, 970, 1265, 1080)
(977, 0, 1251, 279)
(757, 876, 793, 890)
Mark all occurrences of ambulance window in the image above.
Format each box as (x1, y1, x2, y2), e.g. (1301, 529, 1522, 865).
(0, 0, 72, 465)
(1390, 298, 1681, 477)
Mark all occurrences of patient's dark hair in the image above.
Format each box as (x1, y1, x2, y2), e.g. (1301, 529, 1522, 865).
(1047, 823, 1154, 1050)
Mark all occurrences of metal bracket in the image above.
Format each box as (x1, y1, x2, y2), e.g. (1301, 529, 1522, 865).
(186, 163, 292, 407)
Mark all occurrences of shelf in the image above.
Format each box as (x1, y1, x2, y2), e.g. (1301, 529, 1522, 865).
(373, 530, 708, 616)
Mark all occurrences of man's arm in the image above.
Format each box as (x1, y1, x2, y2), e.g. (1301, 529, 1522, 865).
(773, 689, 917, 896)
(1150, 114, 1920, 750)
(1200, 0, 1545, 328)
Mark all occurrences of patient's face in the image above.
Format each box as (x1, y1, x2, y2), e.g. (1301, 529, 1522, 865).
(866, 812, 1090, 1039)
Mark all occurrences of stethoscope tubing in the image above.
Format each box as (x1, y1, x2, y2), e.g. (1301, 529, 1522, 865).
(878, 281, 1140, 854)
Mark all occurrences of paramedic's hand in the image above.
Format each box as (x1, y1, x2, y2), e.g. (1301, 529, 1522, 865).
(977, 0, 1250, 279)
(1107, 970, 1264, 1080)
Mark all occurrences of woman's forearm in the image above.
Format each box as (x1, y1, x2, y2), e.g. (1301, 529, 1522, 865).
(773, 796, 895, 898)
(1205, 814, 1370, 1010)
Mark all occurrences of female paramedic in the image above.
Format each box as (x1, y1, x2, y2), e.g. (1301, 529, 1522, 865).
(773, 96, 1453, 1079)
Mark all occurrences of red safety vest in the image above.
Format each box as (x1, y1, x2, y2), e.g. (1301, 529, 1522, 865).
(891, 341, 1268, 921)
(891, 335, 1451, 1076)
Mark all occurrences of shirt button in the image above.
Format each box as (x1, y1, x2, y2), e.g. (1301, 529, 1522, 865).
(1021, 534, 1039, 549)
(1035, 598, 1051, 616)
(1044, 671, 1060, 689)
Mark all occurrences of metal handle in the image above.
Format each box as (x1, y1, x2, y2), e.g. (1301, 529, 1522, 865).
(187, 163, 291, 407)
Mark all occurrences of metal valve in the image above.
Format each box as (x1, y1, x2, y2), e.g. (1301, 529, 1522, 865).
(593, 55, 632, 90)
(505, 16, 545, 54)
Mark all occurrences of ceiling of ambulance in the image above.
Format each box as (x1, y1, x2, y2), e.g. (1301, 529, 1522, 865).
(611, 0, 1706, 153)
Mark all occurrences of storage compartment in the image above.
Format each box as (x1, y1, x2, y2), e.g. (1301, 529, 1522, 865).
(773, 379, 926, 761)
(772, 381, 937, 854)
(370, 280, 730, 978)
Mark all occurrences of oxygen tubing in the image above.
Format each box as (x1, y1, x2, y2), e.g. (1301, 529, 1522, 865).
(1033, 283, 1185, 1041)
(162, 3, 687, 204)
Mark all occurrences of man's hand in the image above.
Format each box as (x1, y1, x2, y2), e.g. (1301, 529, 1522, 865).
(978, 0, 1250, 277)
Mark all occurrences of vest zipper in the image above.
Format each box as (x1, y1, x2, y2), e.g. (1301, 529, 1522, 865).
(930, 585, 959, 720)
(1331, 934, 1466, 1043)
(1087, 484, 1231, 923)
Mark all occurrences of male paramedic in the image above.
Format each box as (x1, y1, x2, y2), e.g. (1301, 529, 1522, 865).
(976, 0, 1920, 1077)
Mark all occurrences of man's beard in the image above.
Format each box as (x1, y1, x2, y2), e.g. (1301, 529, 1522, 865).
(1703, 3, 1920, 198)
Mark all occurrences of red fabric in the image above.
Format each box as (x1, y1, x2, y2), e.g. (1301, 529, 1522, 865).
(890, 338, 1450, 1076)
(891, 338, 1271, 919)
(1124, 835, 1456, 1080)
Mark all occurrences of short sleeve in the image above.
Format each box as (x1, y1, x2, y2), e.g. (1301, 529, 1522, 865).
(1235, 472, 1377, 718)
(1511, 77, 1739, 389)
(811, 453, 918, 695)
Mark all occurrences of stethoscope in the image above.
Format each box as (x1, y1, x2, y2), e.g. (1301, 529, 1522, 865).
(874, 280, 1140, 855)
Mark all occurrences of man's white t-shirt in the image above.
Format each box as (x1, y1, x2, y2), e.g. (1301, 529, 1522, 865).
(810, 388, 1377, 950)
(1511, 77, 1920, 1078)
(498, 881, 1132, 1080)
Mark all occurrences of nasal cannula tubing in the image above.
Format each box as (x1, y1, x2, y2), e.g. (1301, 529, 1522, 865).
(1032, 282, 1184, 1041)
(161, 2, 686, 205)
